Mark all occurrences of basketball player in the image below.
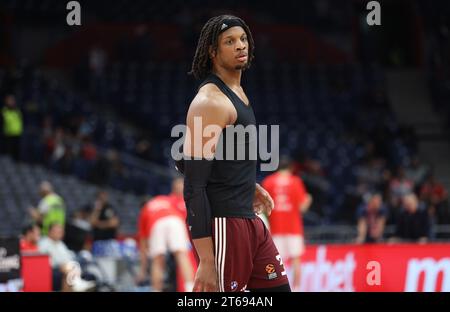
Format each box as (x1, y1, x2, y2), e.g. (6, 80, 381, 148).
(176, 15, 290, 292)
(262, 156, 312, 290)
(137, 195, 194, 292)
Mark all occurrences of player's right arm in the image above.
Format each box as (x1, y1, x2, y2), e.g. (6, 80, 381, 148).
(183, 89, 233, 292)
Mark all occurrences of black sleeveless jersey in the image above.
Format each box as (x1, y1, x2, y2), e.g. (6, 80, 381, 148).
(198, 73, 257, 219)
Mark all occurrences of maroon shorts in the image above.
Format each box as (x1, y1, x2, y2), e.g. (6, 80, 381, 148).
(212, 216, 289, 292)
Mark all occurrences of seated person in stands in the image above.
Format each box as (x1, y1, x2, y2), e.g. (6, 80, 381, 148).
(28, 181, 66, 236)
(20, 223, 41, 252)
(64, 207, 92, 253)
(387, 167, 414, 224)
(355, 193, 387, 244)
(420, 173, 450, 225)
(89, 191, 119, 242)
(38, 223, 95, 292)
(389, 193, 431, 244)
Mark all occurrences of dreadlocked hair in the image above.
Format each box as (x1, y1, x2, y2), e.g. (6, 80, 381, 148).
(189, 15, 255, 80)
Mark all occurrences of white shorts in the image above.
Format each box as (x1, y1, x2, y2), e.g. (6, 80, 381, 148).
(148, 216, 189, 258)
(272, 234, 305, 260)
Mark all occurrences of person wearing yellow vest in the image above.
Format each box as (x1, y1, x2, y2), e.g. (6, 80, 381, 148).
(29, 181, 66, 236)
(1, 94, 23, 161)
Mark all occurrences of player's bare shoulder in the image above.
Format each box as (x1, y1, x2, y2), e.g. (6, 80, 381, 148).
(187, 83, 235, 124)
(193, 83, 227, 109)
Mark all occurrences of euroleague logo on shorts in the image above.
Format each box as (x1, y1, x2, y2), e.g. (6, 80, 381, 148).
(265, 263, 278, 280)
(265, 264, 275, 274)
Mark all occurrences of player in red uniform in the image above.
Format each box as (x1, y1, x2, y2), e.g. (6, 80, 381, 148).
(168, 176, 187, 221)
(168, 176, 198, 291)
(262, 156, 312, 290)
(137, 194, 194, 291)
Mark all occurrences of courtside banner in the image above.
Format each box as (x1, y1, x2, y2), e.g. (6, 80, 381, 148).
(297, 243, 450, 292)
(0, 237, 21, 283)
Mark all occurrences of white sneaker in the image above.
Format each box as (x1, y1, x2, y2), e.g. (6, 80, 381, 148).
(71, 278, 96, 292)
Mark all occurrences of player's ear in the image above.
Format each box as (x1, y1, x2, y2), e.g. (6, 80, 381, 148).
(209, 46, 216, 59)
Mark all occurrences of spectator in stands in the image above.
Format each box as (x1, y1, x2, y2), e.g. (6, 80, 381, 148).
(420, 173, 448, 207)
(77, 116, 93, 138)
(45, 126, 62, 162)
(29, 181, 66, 236)
(1, 94, 23, 161)
(420, 173, 449, 224)
(262, 156, 312, 291)
(89, 190, 119, 242)
(38, 223, 95, 292)
(405, 156, 429, 188)
(355, 193, 387, 244)
(48, 127, 73, 173)
(389, 193, 431, 244)
(389, 167, 415, 201)
(355, 156, 389, 196)
(137, 195, 194, 292)
(64, 207, 92, 253)
(20, 223, 41, 252)
(387, 167, 415, 224)
(80, 136, 97, 161)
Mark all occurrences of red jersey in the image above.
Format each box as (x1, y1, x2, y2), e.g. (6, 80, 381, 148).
(262, 172, 307, 235)
(168, 193, 187, 221)
(138, 195, 183, 240)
